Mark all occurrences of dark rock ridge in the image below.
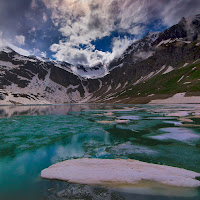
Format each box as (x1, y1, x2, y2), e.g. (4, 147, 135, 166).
(0, 14, 200, 104)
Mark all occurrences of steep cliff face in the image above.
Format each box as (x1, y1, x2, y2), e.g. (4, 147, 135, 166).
(0, 15, 200, 105)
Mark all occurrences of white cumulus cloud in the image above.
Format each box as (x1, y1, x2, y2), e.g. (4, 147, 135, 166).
(42, 0, 147, 66)
(42, 0, 200, 66)
(15, 35, 25, 45)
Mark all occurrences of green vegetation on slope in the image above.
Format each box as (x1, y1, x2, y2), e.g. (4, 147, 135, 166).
(116, 61, 200, 98)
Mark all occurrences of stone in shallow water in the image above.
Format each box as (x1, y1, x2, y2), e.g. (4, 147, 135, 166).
(41, 158, 200, 188)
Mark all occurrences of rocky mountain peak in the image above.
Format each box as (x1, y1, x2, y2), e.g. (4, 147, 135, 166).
(0, 14, 200, 105)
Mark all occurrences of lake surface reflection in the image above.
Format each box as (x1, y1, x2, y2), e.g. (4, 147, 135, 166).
(0, 104, 200, 200)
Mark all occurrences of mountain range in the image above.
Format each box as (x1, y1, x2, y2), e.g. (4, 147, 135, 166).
(0, 14, 200, 105)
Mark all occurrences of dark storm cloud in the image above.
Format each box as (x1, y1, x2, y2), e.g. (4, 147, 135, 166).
(148, 0, 200, 26)
(0, 0, 62, 58)
(0, 0, 52, 38)
(89, 2, 100, 11)
(39, 0, 200, 66)
(1, 0, 200, 66)
(88, 15, 102, 30)
(0, 0, 32, 31)
(73, 53, 88, 65)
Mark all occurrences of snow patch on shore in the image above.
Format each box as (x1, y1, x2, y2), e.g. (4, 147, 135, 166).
(150, 93, 200, 104)
(41, 158, 200, 187)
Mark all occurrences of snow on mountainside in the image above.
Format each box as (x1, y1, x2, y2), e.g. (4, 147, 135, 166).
(90, 14, 200, 104)
(108, 31, 160, 70)
(109, 14, 200, 72)
(0, 48, 89, 104)
(0, 14, 200, 105)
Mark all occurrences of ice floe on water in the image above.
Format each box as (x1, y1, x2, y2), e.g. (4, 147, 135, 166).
(104, 112, 114, 116)
(167, 111, 191, 117)
(147, 117, 176, 120)
(179, 117, 193, 123)
(181, 124, 200, 127)
(2, 104, 200, 200)
(150, 127, 200, 144)
(89, 108, 134, 113)
(115, 119, 129, 123)
(117, 115, 140, 120)
(97, 119, 130, 124)
(163, 121, 183, 126)
(97, 120, 114, 124)
(41, 158, 200, 188)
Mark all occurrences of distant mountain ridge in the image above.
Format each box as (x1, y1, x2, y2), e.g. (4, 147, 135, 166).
(0, 14, 200, 105)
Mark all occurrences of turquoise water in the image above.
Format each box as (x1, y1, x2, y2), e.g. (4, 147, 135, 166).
(0, 104, 200, 200)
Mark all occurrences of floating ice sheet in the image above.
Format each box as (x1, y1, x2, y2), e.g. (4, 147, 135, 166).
(117, 116, 140, 120)
(150, 127, 200, 143)
(41, 158, 200, 187)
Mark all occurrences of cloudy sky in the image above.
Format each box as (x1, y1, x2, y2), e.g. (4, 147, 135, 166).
(0, 0, 200, 66)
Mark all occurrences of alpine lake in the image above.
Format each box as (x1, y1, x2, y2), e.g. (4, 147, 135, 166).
(0, 104, 200, 200)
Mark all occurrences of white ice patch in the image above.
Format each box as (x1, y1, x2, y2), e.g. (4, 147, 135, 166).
(148, 94, 155, 97)
(115, 83, 121, 90)
(134, 51, 154, 60)
(105, 85, 112, 94)
(193, 59, 200, 64)
(150, 127, 200, 143)
(157, 39, 191, 48)
(163, 121, 183, 126)
(162, 66, 174, 74)
(117, 116, 140, 120)
(149, 93, 200, 104)
(154, 65, 166, 76)
(133, 72, 154, 86)
(147, 117, 176, 120)
(167, 111, 190, 117)
(177, 75, 184, 82)
(157, 39, 171, 47)
(2, 69, 85, 105)
(0, 47, 13, 53)
(0, 61, 21, 70)
(181, 63, 189, 68)
(41, 158, 200, 187)
(13, 55, 37, 63)
(195, 42, 200, 46)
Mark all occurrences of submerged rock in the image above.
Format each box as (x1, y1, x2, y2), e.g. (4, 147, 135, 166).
(41, 158, 200, 188)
